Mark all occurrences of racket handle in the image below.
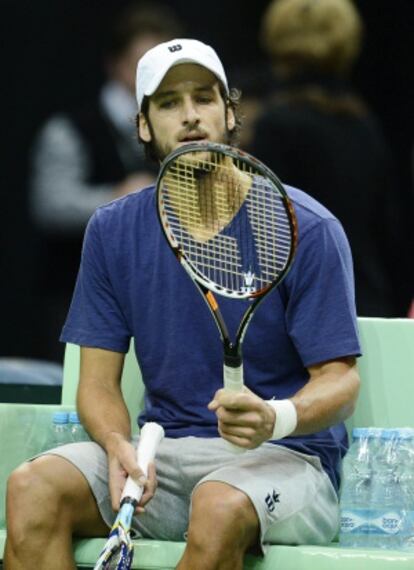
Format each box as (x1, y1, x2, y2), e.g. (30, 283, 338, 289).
(120, 422, 165, 503)
(223, 363, 244, 392)
(222, 364, 246, 453)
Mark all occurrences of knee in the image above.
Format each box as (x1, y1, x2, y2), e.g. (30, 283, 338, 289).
(8, 459, 60, 509)
(189, 482, 259, 550)
(7, 459, 64, 542)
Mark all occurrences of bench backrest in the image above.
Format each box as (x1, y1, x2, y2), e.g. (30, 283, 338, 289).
(348, 317, 414, 431)
(61, 318, 414, 433)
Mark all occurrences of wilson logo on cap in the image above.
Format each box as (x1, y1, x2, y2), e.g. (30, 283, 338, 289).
(168, 44, 182, 53)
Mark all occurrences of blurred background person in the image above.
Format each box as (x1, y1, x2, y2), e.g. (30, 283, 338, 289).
(250, 0, 411, 317)
(28, 2, 184, 361)
(227, 65, 274, 150)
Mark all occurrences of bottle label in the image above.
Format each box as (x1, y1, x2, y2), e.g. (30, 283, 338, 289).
(370, 510, 403, 536)
(340, 509, 371, 535)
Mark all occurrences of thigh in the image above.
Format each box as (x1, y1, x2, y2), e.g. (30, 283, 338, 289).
(42, 438, 193, 541)
(13, 450, 108, 537)
(196, 444, 339, 551)
(131, 437, 224, 541)
(134, 436, 246, 541)
(37, 441, 112, 534)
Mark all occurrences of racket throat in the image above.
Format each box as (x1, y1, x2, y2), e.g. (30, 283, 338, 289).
(120, 497, 138, 510)
(223, 342, 241, 367)
(223, 344, 244, 392)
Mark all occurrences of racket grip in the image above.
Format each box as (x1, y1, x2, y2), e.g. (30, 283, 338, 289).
(223, 363, 244, 392)
(120, 422, 165, 503)
(222, 364, 246, 453)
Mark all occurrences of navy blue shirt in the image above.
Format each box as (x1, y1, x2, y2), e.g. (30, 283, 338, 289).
(61, 184, 361, 492)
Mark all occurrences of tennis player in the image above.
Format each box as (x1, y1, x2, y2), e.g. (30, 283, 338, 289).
(5, 39, 360, 570)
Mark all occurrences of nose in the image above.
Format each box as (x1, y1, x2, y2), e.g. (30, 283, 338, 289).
(181, 96, 200, 126)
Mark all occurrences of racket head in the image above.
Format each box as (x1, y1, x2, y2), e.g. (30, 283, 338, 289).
(156, 142, 298, 300)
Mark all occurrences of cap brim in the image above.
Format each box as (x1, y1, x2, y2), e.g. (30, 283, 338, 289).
(143, 57, 228, 98)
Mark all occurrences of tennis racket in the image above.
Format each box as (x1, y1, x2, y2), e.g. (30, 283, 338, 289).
(94, 422, 165, 570)
(156, 142, 298, 449)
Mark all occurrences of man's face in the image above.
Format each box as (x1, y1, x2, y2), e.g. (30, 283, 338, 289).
(139, 64, 235, 161)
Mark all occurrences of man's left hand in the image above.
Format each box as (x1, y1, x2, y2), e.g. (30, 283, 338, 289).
(208, 387, 275, 449)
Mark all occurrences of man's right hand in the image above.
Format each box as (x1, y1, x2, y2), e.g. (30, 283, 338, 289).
(104, 432, 158, 513)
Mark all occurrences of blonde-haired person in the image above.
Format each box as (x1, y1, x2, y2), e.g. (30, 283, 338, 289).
(261, 0, 362, 76)
(251, 0, 407, 317)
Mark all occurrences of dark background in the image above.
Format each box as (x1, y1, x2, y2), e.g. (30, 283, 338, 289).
(1, 0, 413, 360)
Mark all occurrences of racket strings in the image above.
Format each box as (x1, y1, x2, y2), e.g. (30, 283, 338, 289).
(162, 153, 246, 293)
(160, 150, 294, 295)
(165, 158, 245, 238)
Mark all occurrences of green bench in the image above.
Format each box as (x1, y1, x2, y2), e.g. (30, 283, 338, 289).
(1, 317, 414, 569)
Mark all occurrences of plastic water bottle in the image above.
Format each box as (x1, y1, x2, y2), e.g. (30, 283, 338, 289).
(50, 411, 70, 448)
(69, 411, 89, 443)
(339, 428, 373, 547)
(396, 428, 414, 550)
(369, 429, 405, 549)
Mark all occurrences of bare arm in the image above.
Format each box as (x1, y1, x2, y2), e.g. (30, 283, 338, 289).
(208, 357, 360, 449)
(77, 347, 156, 511)
(291, 357, 360, 435)
(77, 347, 130, 447)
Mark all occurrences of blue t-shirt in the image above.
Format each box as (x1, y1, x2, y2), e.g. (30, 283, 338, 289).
(61, 184, 361, 492)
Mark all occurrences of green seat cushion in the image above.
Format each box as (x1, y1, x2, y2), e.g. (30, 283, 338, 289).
(82, 539, 408, 568)
(2, 532, 412, 570)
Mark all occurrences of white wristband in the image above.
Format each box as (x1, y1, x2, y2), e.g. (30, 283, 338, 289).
(266, 399, 297, 440)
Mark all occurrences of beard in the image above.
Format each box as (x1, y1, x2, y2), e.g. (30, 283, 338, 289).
(145, 118, 234, 164)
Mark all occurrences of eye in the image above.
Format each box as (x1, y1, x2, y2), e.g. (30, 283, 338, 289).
(159, 99, 177, 109)
(196, 95, 214, 104)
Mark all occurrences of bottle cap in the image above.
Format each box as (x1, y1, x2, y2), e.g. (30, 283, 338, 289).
(69, 411, 81, 424)
(367, 427, 383, 438)
(352, 427, 368, 439)
(52, 411, 69, 424)
(380, 428, 398, 440)
(396, 427, 414, 440)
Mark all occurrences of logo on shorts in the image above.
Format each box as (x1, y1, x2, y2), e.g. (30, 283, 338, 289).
(265, 490, 280, 513)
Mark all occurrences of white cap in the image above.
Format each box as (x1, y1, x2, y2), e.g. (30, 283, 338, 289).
(136, 38, 229, 111)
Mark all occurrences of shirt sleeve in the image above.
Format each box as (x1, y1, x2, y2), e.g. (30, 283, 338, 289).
(283, 217, 361, 366)
(60, 210, 131, 352)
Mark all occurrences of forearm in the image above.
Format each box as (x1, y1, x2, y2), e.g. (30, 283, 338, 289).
(77, 379, 132, 451)
(76, 346, 132, 451)
(290, 359, 360, 435)
(210, 359, 360, 448)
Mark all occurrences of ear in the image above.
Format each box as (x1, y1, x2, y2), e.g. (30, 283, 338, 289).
(138, 113, 152, 142)
(226, 106, 236, 132)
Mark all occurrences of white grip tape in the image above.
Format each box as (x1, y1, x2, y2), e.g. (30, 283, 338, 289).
(223, 363, 244, 392)
(222, 363, 246, 453)
(266, 399, 297, 440)
(120, 422, 165, 503)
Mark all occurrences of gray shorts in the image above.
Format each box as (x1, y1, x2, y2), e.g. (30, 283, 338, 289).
(42, 436, 339, 552)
